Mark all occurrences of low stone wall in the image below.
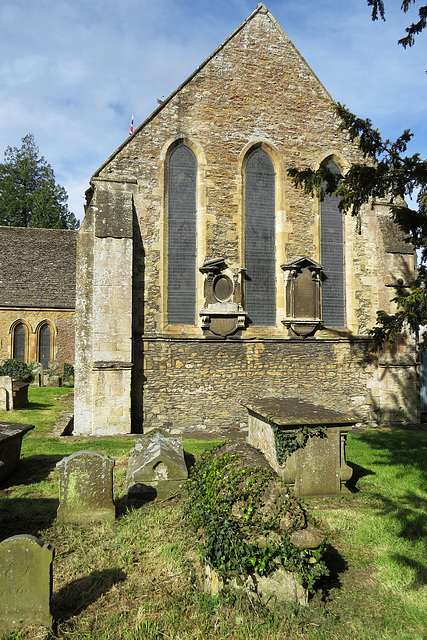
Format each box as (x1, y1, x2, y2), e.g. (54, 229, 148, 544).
(141, 336, 379, 433)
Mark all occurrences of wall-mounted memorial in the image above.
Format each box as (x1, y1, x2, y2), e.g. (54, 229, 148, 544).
(281, 256, 323, 337)
(199, 257, 246, 336)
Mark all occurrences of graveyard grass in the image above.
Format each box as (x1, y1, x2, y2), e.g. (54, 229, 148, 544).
(1, 389, 427, 639)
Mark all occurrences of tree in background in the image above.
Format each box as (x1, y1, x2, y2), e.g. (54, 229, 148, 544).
(0, 134, 79, 230)
(288, 2, 427, 348)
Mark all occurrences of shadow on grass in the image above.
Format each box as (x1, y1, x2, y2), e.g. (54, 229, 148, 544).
(315, 544, 348, 601)
(346, 461, 375, 493)
(0, 497, 58, 540)
(0, 454, 63, 489)
(354, 429, 427, 587)
(52, 568, 127, 621)
(25, 401, 55, 410)
(356, 429, 427, 484)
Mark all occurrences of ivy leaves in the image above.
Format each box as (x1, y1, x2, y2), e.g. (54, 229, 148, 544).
(184, 447, 328, 592)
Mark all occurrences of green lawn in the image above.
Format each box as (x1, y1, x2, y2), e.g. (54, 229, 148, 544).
(1, 389, 427, 639)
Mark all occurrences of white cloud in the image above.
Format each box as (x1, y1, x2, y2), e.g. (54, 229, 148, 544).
(0, 0, 425, 219)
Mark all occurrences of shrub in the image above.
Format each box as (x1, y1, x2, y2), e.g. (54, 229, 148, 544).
(0, 358, 35, 383)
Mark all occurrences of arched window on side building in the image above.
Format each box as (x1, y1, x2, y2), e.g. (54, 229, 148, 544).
(13, 323, 27, 362)
(39, 323, 52, 370)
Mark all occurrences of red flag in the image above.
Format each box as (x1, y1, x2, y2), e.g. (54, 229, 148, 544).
(129, 113, 134, 135)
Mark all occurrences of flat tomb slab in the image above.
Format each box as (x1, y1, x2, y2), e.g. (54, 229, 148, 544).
(245, 397, 356, 427)
(246, 398, 356, 498)
(0, 423, 35, 484)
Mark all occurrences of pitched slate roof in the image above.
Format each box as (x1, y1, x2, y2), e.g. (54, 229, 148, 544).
(0, 227, 77, 308)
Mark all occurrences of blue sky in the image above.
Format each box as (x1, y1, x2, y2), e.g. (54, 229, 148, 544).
(1, 0, 426, 220)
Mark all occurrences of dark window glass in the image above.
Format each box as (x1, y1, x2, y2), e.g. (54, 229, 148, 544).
(39, 324, 51, 370)
(168, 145, 197, 324)
(245, 148, 276, 326)
(13, 324, 26, 362)
(321, 160, 345, 327)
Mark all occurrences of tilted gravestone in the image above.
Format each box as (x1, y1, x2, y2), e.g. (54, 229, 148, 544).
(126, 428, 188, 500)
(0, 535, 54, 633)
(0, 375, 12, 410)
(56, 450, 115, 524)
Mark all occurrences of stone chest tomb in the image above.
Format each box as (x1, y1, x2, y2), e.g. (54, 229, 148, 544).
(246, 397, 355, 497)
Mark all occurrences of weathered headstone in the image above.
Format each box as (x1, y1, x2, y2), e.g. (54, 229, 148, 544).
(0, 535, 54, 633)
(56, 450, 115, 524)
(0, 375, 12, 410)
(29, 363, 44, 387)
(126, 428, 188, 499)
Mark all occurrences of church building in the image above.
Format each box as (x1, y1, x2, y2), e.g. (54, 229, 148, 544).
(74, 4, 418, 436)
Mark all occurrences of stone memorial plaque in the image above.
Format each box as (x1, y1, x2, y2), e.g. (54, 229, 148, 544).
(0, 535, 54, 633)
(56, 450, 115, 524)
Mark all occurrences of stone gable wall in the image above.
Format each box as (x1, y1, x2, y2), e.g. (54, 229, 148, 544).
(74, 7, 418, 434)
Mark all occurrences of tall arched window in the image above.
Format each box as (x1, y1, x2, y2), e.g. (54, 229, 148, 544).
(320, 159, 345, 327)
(39, 324, 52, 370)
(167, 144, 197, 324)
(245, 147, 276, 326)
(13, 323, 27, 362)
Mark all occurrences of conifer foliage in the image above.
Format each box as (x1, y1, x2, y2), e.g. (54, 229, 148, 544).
(288, 103, 427, 349)
(0, 134, 78, 230)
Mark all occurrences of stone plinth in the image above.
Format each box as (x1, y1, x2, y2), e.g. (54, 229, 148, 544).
(206, 564, 309, 606)
(126, 428, 188, 499)
(0, 535, 54, 633)
(0, 422, 35, 484)
(246, 397, 355, 497)
(12, 382, 30, 409)
(0, 376, 12, 410)
(56, 450, 115, 524)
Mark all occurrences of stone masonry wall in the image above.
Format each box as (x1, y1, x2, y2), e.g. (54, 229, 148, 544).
(141, 337, 379, 432)
(0, 308, 75, 364)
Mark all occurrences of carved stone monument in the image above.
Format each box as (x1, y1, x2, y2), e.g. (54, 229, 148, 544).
(56, 450, 115, 524)
(126, 428, 188, 499)
(246, 397, 355, 497)
(199, 257, 246, 336)
(0, 535, 54, 633)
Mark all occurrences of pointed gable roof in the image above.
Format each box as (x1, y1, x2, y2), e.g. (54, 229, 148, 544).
(93, 3, 332, 178)
(0, 227, 77, 308)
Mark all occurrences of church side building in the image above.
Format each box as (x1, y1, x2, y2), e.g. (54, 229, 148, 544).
(0, 226, 76, 369)
(74, 4, 417, 436)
